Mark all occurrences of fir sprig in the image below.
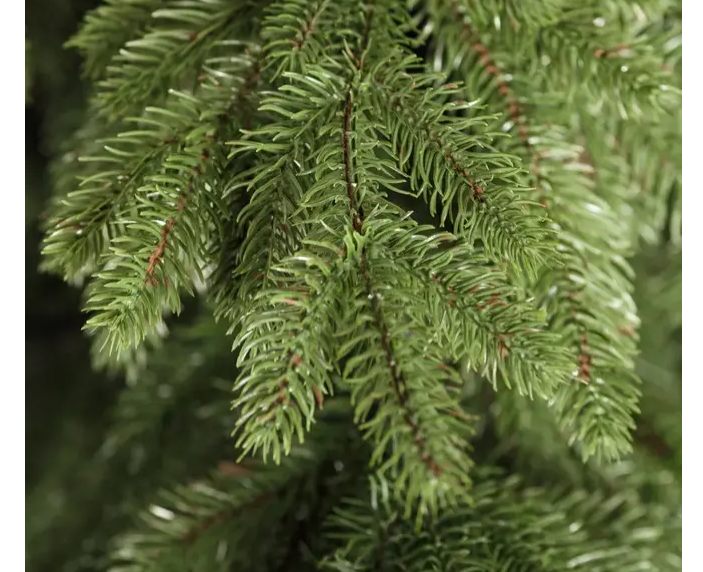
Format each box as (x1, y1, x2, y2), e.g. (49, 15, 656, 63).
(38, 0, 681, 557)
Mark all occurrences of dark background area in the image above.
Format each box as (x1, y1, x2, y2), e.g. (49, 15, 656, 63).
(26, 0, 97, 485)
(25, 4, 126, 566)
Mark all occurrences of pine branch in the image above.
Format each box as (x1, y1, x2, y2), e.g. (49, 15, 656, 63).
(34, 1, 682, 570)
(522, 128, 642, 461)
(426, 0, 680, 117)
(321, 494, 399, 572)
(42, 51, 258, 278)
(68, 0, 164, 79)
(430, 0, 568, 30)
(222, 72, 347, 458)
(372, 70, 554, 274)
(231, 252, 341, 462)
(418, 0, 645, 461)
(109, 451, 315, 571)
(81, 142, 219, 353)
(94, 0, 264, 119)
(332, 206, 571, 399)
(410, 249, 571, 398)
(320, 467, 681, 572)
(262, 0, 337, 78)
(319, 4, 475, 512)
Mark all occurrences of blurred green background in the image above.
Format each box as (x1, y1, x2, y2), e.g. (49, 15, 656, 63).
(26, 1, 120, 569)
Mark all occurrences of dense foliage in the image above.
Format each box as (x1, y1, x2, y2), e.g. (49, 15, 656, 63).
(28, 1, 681, 571)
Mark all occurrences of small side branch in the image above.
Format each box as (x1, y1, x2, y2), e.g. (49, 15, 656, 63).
(339, 5, 443, 476)
(144, 149, 211, 286)
(446, 0, 543, 198)
(429, 132, 486, 202)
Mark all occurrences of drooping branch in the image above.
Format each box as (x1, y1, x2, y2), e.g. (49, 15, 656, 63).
(445, 0, 542, 194)
(340, 4, 444, 477)
(144, 149, 210, 286)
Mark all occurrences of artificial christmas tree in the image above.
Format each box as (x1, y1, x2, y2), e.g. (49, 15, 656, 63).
(30, 0, 681, 570)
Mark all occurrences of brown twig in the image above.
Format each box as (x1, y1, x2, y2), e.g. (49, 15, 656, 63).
(594, 43, 631, 59)
(446, 0, 545, 202)
(313, 386, 324, 409)
(429, 132, 486, 202)
(144, 150, 210, 285)
(217, 461, 253, 478)
(566, 291, 592, 384)
(341, 4, 443, 477)
(373, 517, 397, 572)
(445, 3, 607, 380)
(254, 349, 313, 423)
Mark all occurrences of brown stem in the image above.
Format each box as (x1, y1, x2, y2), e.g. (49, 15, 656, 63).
(594, 43, 630, 59)
(567, 292, 592, 384)
(223, 51, 264, 132)
(360, 254, 442, 476)
(429, 131, 486, 202)
(445, 0, 543, 198)
(144, 149, 210, 285)
(341, 4, 442, 476)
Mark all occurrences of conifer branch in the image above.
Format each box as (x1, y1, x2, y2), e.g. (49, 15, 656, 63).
(43, 50, 260, 279)
(180, 491, 271, 545)
(341, 4, 443, 474)
(374, 81, 552, 273)
(32, 0, 681, 568)
(94, 1, 264, 119)
(109, 439, 334, 572)
(322, 467, 681, 571)
(231, 259, 339, 462)
(319, 2, 476, 511)
(143, 150, 208, 286)
(420, 0, 645, 461)
(359, 257, 443, 478)
(68, 0, 164, 80)
(263, 0, 337, 78)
